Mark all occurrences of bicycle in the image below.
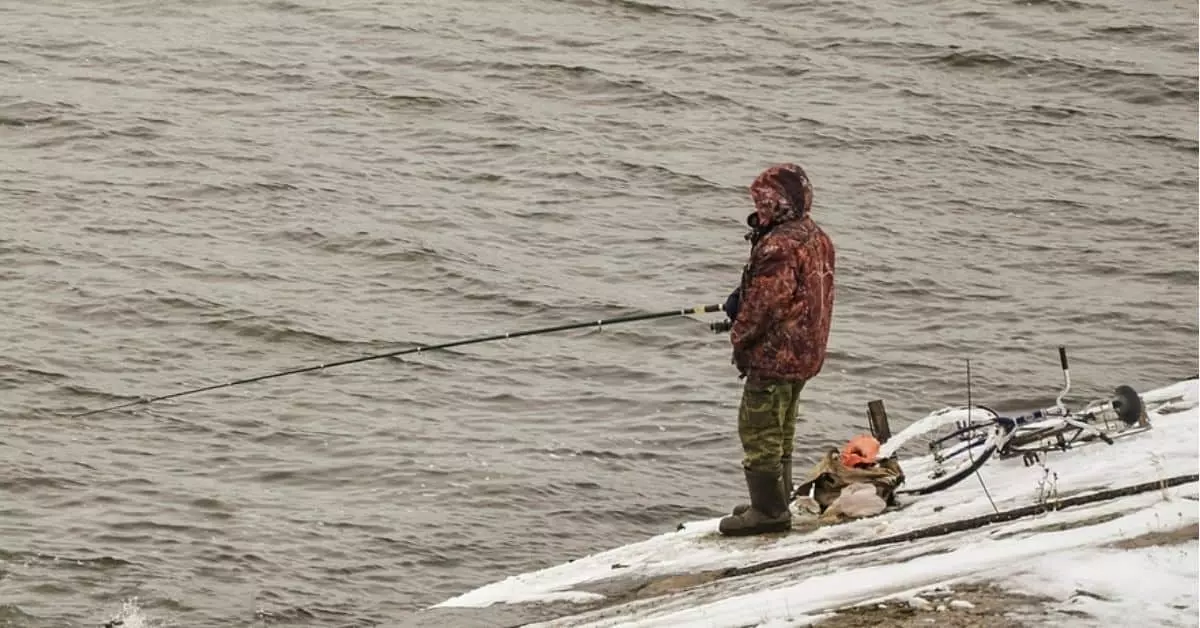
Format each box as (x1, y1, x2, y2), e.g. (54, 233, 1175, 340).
(868, 347, 1191, 496)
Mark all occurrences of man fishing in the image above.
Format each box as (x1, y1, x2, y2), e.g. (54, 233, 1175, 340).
(718, 163, 836, 537)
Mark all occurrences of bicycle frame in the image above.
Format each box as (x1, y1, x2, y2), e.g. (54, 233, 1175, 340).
(878, 348, 1077, 461)
(875, 346, 1154, 495)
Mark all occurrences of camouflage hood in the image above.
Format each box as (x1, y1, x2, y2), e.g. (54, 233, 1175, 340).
(748, 163, 814, 231)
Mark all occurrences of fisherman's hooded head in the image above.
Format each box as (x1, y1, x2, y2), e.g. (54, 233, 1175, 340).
(745, 163, 813, 240)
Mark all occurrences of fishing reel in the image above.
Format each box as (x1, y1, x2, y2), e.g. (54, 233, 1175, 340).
(710, 320, 733, 333)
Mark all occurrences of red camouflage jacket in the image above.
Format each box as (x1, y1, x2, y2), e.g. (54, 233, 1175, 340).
(730, 164, 836, 382)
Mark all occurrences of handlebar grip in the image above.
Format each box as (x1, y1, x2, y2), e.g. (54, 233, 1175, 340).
(1058, 346, 1069, 371)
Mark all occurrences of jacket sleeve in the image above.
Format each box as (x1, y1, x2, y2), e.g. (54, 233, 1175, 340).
(730, 240, 798, 357)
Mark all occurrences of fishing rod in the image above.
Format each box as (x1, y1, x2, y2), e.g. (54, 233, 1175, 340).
(67, 303, 726, 419)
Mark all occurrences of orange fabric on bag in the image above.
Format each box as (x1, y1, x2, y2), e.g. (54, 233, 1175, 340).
(840, 434, 881, 468)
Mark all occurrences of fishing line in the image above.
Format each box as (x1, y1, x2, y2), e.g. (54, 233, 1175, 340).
(967, 358, 1000, 514)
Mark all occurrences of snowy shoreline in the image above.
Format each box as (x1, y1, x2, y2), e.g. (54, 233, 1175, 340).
(432, 378, 1200, 627)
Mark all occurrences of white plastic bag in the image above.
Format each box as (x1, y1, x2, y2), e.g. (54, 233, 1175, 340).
(821, 482, 887, 521)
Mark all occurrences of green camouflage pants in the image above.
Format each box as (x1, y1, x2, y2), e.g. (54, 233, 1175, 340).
(738, 377, 807, 473)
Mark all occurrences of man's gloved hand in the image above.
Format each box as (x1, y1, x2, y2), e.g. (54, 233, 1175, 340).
(723, 288, 741, 322)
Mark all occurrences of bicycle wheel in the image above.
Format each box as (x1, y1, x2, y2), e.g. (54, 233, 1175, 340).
(880, 405, 1006, 496)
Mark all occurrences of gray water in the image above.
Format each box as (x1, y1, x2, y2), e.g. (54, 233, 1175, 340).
(1, 0, 1196, 625)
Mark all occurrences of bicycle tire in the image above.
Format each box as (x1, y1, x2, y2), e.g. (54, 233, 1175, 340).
(879, 406, 1005, 496)
(878, 404, 1001, 459)
(894, 428, 1001, 496)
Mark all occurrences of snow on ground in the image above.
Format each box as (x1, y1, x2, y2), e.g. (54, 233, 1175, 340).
(996, 537, 1198, 627)
(434, 379, 1200, 627)
(530, 488, 1197, 627)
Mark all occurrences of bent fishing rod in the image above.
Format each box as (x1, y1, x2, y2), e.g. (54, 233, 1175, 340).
(67, 303, 727, 419)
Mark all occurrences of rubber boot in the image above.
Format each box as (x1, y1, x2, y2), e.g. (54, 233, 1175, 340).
(718, 468, 792, 536)
(731, 456, 792, 516)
